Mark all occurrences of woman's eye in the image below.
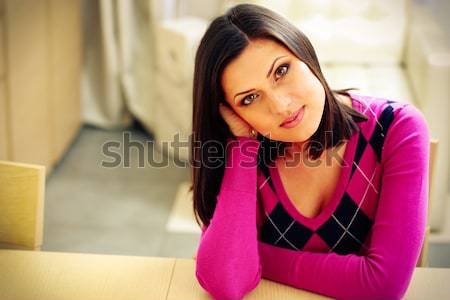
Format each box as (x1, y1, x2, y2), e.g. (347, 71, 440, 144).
(241, 93, 257, 106)
(275, 64, 289, 79)
(240, 64, 289, 106)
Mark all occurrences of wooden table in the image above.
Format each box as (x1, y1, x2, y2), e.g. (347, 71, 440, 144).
(0, 250, 174, 300)
(0, 250, 448, 300)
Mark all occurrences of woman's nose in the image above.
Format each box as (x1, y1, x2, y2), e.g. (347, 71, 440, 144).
(268, 92, 292, 116)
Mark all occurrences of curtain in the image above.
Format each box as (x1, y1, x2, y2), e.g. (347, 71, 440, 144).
(81, 0, 172, 129)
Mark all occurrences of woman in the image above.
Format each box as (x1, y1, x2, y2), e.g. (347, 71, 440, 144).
(191, 4, 429, 300)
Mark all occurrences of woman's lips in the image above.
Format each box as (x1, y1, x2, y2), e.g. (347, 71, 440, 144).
(279, 106, 305, 128)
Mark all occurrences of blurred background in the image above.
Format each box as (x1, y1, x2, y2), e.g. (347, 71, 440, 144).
(0, 0, 449, 266)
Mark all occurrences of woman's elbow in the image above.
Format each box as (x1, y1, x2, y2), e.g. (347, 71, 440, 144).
(375, 277, 409, 300)
(359, 273, 408, 300)
(195, 268, 261, 300)
(361, 287, 404, 300)
(343, 284, 403, 300)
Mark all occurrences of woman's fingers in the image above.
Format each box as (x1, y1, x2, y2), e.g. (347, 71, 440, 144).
(219, 103, 253, 137)
(219, 103, 237, 127)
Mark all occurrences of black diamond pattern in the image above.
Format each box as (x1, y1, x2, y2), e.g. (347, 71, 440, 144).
(334, 192, 361, 226)
(351, 133, 368, 178)
(260, 202, 314, 250)
(369, 105, 395, 162)
(316, 192, 373, 254)
(332, 234, 363, 255)
(351, 102, 395, 178)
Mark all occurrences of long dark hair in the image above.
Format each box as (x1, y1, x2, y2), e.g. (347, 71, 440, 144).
(190, 4, 368, 228)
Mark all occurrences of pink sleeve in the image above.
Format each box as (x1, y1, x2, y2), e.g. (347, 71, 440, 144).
(195, 136, 262, 300)
(257, 104, 430, 300)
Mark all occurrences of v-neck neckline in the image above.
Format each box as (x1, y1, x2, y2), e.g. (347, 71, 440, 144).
(268, 98, 359, 229)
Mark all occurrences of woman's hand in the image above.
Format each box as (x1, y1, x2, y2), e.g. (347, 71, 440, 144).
(219, 103, 257, 139)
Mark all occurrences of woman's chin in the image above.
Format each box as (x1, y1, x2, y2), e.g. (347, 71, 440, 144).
(267, 131, 311, 143)
(260, 120, 319, 142)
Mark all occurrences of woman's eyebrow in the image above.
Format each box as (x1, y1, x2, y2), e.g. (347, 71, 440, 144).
(233, 55, 287, 103)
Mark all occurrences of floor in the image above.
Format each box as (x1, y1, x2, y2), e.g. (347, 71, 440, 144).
(42, 123, 201, 258)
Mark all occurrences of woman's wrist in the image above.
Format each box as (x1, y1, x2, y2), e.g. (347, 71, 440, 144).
(222, 135, 261, 191)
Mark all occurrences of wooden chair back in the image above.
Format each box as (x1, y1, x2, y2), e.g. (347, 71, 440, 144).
(417, 139, 438, 267)
(0, 161, 45, 250)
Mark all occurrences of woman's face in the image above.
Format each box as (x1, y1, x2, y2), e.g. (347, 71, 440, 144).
(221, 38, 326, 143)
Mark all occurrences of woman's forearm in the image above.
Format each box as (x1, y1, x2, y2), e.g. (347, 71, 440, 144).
(195, 137, 262, 300)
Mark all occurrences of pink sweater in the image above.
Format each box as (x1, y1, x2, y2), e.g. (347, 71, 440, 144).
(195, 94, 430, 300)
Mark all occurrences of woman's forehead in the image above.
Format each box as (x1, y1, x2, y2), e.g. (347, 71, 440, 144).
(225, 39, 289, 73)
(221, 39, 292, 100)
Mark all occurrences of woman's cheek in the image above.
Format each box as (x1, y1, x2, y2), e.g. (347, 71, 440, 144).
(297, 77, 316, 98)
(309, 72, 326, 99)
